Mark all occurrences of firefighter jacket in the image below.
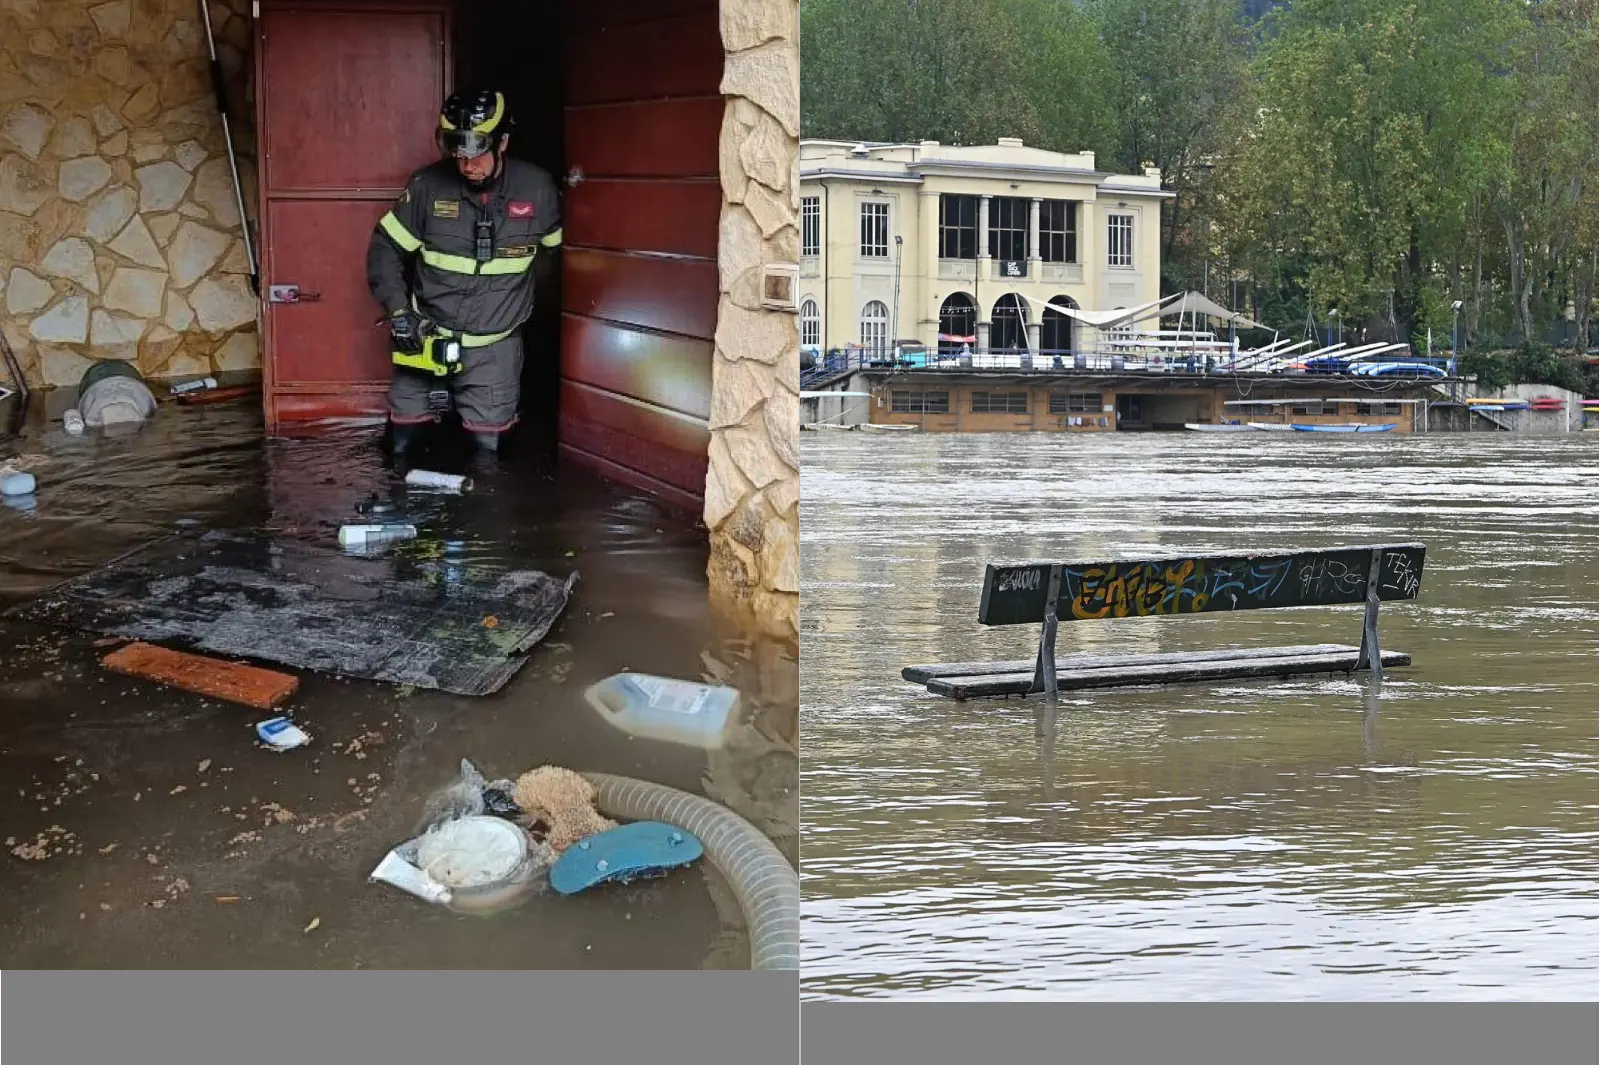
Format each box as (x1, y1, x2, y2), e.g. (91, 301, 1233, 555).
(366, 158, 562, 344)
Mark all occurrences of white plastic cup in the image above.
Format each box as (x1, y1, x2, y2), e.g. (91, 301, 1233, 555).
(404, 468, 473, 493)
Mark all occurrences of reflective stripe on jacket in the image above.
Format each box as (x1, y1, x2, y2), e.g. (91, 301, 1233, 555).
(366, 157, 562, 338)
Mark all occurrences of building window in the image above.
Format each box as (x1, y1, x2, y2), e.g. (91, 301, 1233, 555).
(801, 196, 820, 257)
(938, 293, 977, 354)
(971, 391, 1030, 414)
(1105, 306, 1132, 342)
(860, 202, 889, 258)
(860, 300, 889, 355)
(1356, 401, 1403, 416)
(1040, 200, 1077, 263)
(1049, 391, 1101, 414)
(1107, 213, 1134, 267)
(1292, 401, 1331, 416)
(891, 390, 950, 414)
(800, 299, 820, 348)
(1041, 295, 1077, 353)
(991, 293, 1028, 350)
(988, 197, 1028, 261)
(939, 194, 977, 259)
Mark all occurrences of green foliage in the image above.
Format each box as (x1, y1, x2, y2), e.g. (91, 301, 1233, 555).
(1460, 344, 1591, 393)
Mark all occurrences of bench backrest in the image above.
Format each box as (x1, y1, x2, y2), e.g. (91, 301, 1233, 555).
(978, 544, 1426, 627)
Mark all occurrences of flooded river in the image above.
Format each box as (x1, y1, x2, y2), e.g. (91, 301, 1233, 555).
(800, 431, 1597, 1000)
(0, 397, 796, 969)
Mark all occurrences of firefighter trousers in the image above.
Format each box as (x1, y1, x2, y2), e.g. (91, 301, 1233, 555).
(388, 332, 524, 434)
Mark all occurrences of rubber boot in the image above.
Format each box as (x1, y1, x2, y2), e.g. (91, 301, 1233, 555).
(389, 422, 426, 467)
(464, 431, 500, 477)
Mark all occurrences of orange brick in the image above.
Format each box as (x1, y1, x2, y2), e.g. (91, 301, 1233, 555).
(102, 642, 298, 711)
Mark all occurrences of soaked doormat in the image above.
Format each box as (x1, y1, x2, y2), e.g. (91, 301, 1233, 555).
(6, 529, 578, 697)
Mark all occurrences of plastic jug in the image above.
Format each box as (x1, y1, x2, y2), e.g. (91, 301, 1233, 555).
(584, 672, 741, 750)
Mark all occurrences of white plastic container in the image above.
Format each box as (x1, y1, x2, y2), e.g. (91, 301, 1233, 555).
(405, 468, 472, 493)
(338, 523, 417, 550)
(63, 409, 85, 435)
(584, 672, 741, 750)
(170, 377, 218, 395)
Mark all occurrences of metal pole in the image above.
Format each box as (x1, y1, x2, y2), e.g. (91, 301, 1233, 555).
(199, 0, 258, 295)
(892, 235, 903, 359)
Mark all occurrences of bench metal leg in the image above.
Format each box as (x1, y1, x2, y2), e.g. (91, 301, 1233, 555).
(1357, 547, 1383, 684)
(1031, 564, 1063, 701)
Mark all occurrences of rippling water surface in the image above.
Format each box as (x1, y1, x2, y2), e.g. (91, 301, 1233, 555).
(800, 432, 1597, 1000)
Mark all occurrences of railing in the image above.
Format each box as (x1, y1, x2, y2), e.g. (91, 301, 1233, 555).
(799, 346, 1455, 386)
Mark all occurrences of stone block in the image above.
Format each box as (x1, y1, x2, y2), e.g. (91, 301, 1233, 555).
(30, 296, 90, 344)
(58, 155, 113, 202)
(40, 237, 100, 292)
(108, 213, 165, 267)
(167, 220, 229, 287)
(102, 266, 165, 317)
(135, 159, 191, 211)
(4, 267, 53, 316)
(1, 103, 53, 160)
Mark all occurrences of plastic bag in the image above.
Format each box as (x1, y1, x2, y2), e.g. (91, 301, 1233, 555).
(372, 759, 545, 914)
(416, 816, 532, 889)
(416, 758, 520, 833)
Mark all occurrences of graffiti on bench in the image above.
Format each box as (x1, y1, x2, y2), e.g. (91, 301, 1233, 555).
(979, 545, 1427, 626)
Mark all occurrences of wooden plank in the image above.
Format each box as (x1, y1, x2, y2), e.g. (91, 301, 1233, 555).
(563, 98, 724, 179)
(102, 642, 299, 711)
(563, 249, 719, 340)
(564, 0, 716, 33)
(979, 544, 1427, 626)
(565, 180, 722, 259)
(564, 10, 723, 106)
(561, 315, 713, 420)
(926, 649, 1412, 700)
(901, 643, 1358, 685)
(557, 381, 710, 495)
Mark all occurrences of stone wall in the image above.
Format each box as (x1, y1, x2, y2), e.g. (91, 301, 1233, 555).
(706, 0, 800, 642)
(0, 0, 260, 389)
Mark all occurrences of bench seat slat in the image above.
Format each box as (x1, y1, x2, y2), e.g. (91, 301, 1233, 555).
(902, 643, 1357, 685)
(926, 649, 1412, 700)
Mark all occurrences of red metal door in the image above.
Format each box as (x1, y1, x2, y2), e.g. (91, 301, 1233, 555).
(255, 1, 451, 425)
(560, 0, 724, 508)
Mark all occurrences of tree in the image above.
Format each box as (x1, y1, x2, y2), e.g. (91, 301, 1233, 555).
(1087, 0, 1254, 293)
(1485, 0, 1598, 344)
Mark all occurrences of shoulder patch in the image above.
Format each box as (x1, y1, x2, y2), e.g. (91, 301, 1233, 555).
(432, 199, 460, 219)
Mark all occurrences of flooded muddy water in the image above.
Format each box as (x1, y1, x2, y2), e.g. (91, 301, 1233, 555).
(0, 396, 796, 969)
(800, 431, 1597, 1000)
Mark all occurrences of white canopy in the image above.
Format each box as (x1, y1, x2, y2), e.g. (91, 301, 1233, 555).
(1016, 291, 1265, 331)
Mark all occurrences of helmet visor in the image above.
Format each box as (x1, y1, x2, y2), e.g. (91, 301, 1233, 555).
(438, 128, 497, 160)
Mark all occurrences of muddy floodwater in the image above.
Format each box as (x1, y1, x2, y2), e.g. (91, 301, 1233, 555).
(800, 431, 1597, 1000)
(0, 397, 796, 969)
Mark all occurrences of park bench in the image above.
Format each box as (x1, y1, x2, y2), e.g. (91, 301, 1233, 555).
(903, 544, 1425, 700)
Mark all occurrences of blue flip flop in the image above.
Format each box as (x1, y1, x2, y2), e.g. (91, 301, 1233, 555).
(549, 821, 704, 895)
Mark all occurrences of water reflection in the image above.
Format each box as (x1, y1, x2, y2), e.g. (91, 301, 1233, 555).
(801, 432, 1597, 1000)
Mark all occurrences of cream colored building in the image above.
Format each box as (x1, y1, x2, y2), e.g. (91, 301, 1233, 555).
(799, 138, 1171, 357)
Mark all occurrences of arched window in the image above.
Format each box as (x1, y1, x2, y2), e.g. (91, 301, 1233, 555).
(938, 293, 976, 354)
(800, 299, 820, 348)
(860, 300, 889, 356)
(1041, 295, 1077, 355)
(991, 293, 1028, 351)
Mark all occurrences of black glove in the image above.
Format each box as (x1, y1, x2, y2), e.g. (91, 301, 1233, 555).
(388, 308, 425, 354)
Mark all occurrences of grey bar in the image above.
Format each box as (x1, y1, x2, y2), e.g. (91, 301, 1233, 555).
(2, 971, 800, 1065)
(799, 1002, 1599, 1065)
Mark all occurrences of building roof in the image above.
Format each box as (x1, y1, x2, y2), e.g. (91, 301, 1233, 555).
(800, 138, 1174, 198)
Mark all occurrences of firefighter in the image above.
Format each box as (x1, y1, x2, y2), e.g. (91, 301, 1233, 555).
(366, 88, 562, 461)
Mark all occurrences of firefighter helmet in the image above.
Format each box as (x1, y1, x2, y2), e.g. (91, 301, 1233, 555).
(437, 89, 513, 160)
